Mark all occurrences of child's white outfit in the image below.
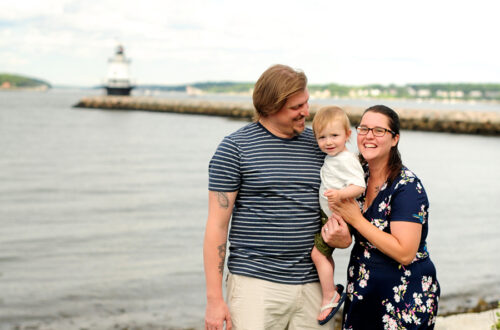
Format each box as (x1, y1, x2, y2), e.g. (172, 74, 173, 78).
(318, 150, 365, 218)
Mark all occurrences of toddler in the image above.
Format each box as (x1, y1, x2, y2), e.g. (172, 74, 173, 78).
(311, 106, 365, 325)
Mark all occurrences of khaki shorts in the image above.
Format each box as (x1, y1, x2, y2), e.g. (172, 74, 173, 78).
(226, 273, 335, 330)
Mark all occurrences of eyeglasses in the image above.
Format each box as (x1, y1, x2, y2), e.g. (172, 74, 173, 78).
(356, 126, 396, 137)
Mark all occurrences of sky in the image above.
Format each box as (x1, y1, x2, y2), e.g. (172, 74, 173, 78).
(1, 0, 500, 87)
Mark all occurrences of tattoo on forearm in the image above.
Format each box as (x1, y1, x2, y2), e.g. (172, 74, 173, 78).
(217, 192, 229, 209)
(217, 242, 227, 275)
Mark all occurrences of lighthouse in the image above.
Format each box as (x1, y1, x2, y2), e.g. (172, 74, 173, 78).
(105, 45, 134, 96)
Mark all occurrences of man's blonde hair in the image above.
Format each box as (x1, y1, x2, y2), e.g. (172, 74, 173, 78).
(253, 64, 307, 120)
(312, 106, 351, 138)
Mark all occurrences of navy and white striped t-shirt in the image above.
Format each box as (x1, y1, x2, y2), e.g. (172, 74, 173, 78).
(209, 122, 325, 284)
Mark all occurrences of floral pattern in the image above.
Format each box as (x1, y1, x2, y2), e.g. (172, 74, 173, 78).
(343, 167, 440, 329)
(380, 272, 440, 329)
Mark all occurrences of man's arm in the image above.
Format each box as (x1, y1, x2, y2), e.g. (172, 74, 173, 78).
(203, 190, 238, 330)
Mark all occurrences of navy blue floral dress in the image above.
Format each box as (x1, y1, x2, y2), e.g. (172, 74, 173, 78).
(343, 166, 440, 330)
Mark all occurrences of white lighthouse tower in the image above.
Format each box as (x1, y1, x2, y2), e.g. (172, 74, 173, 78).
(105, 45, 134, 95)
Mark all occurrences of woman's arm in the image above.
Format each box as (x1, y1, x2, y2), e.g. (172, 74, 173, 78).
(203, 190, 238, 330)
(331, 198, 421, 265)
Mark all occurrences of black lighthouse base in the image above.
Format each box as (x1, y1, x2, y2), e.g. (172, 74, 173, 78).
(106, 87, 133, 96)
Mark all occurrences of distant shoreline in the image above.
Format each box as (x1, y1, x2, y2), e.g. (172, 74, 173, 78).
(126, 80, 500, 103)
(0, 73, 51, 90)
(0, 86, 50, 91)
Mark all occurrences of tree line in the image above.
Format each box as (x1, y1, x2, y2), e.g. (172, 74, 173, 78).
(141, 81, 500, 100)
(0, 74, 51, 88)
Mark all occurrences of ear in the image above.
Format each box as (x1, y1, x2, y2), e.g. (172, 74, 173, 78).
(346, 129, 352, 140)
(391, 134, 400, 147)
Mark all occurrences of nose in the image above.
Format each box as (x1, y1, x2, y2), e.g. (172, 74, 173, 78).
(302, 103, 310, 117)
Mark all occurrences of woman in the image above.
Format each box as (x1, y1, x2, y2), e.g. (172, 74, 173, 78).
(327, 105, 440, 329)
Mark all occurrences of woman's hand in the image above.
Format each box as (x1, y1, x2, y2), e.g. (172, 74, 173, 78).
(331, 198, 421, 265)
(330, 198, 362, 225)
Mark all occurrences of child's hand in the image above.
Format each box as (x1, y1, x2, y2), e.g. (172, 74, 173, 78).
(324, 189, 342, 210)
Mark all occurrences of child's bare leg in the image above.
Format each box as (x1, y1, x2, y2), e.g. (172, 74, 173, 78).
(311, 246, 340, 321)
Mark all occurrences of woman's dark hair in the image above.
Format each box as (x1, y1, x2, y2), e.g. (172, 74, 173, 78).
(359, 105, 403, 184)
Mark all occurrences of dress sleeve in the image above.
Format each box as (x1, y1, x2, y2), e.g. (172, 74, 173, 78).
(390, 173, 429, 224)
(208, 136, 241, 192)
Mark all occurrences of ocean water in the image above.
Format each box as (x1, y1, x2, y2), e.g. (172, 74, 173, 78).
(0, 89, 499, 329)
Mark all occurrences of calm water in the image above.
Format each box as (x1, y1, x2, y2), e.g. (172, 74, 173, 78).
(0, 89, 499, 329)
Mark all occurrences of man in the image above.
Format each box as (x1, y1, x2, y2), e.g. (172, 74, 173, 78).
(204, 64, 351, 330)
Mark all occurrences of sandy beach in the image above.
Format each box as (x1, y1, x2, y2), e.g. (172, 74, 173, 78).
(435, 308, 499, 330)
(8, 309, 499, 330)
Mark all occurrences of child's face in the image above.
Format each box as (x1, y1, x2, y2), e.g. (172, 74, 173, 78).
(316, 121, 350, 157)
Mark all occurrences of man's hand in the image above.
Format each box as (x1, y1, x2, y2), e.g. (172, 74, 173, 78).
(321, 213, 352, 249)
(205, 297, 232, 330)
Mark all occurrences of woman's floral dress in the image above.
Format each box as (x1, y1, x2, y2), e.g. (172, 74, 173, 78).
(342, 166, 440, 330)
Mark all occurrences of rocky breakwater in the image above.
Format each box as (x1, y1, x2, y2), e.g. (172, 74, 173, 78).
(74, 96, 500, 136)
(74, 96, 256, 119)
(394, 107, 500, 136)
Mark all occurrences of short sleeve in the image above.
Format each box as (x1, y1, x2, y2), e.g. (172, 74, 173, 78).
(208, 136, 241, 192)
(390, 176, 429, 224)
(322, 152, 365, 189)
(341, 153, 366, 188)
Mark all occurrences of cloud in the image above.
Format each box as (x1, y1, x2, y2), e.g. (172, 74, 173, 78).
(0, 0, 499, 86)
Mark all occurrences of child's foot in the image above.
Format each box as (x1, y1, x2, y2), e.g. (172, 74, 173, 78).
(317, 290, 340, 321)
(317, 284, 346, 325)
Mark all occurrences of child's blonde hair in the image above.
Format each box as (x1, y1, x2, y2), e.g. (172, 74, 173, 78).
(312, 106, 351, 138)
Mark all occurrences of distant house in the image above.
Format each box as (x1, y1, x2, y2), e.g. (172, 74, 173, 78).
(469, 90, 483, 98)
(485, 91, 500, 98)
(407, 87, 417, 96)
(450, 91, 464, 98)
(417, 89, 431, 97)
(357, 89, 369, 97)
(1, 81, 11, 89)
(311, 89, 331, 99)
(436, 90, 449, 98)
(186, 85, 203, 95)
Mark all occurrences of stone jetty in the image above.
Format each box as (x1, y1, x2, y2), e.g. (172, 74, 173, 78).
(74, 96, 500, 136)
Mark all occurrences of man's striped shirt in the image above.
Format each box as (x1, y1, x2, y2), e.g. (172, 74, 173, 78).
(209, 122, 325, 284)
